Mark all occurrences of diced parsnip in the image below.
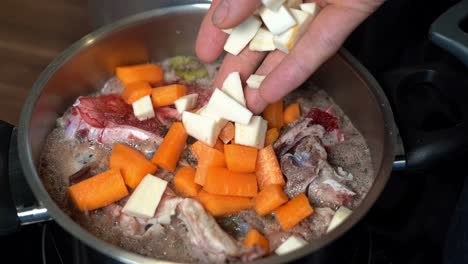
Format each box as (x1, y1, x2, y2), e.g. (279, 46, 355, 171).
(174, 94, 198, 113)
(197, 105, 229, 137)
(285, 0, 302, 8)
(274, 8, 313, 53)
(222, 28, 233, 34)
(122, 174, 167, 219)
(249, 28, 276, 52)
(182, 111, 225, 147)
(261, 0, 286, 11)
(326, 206, 352, 233)
(246, 74, 266, 89)
(259, 5, 296, 35)
(235, 116, 268, 149)
(204, 89, 253, 125)
(274, 235, 308, 255)
(222, 72, 246, 106)
(224, 16, 262, 56)
(300, 2, 320, 17)
(132, 95, 155, 121)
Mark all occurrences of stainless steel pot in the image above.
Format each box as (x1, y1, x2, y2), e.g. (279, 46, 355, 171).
(2, 3, 398, 264)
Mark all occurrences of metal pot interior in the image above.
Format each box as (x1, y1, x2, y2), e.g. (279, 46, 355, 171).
(18, 4, 396, 264)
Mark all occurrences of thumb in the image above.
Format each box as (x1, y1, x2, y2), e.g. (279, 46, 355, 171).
(212, 0, 262, 28)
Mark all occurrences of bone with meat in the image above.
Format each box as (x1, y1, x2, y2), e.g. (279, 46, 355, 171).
(274, 113, 355, 208)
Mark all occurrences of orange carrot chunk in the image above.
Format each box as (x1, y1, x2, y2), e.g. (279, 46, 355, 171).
(265, 128, 279, 146)
(283, 103, 301, 125)
(174, 166, 200, 197)
(203, 167, 258, 197)
(152, 122, 188, 172)
(116, 64, 164, 85)
(263, 100, 284, 129)
(151, 84, 187, 107)
(254, 184, 289, 216)
(196, 191, 252, 216)
(244, 228, 270, 253)
(224, 144, 258, 173)
(121, 81, 153, 104)
(256, 145, 285, 190)
(189, 141, 226, 167)
(274, 193, 314, 231)
(68, 169, 128, 211)
(194, 166, 210, 186)
(219, 122, 235, 144)
(109, 143, 158, 189)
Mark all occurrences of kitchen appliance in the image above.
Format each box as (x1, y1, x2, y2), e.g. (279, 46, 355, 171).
(1, 0, 467, 263)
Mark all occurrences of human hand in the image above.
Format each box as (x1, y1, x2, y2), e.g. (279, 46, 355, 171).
(196, 0, 384, 114)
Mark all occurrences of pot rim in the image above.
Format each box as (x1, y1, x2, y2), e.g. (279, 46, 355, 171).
(17, 3, 397, 264)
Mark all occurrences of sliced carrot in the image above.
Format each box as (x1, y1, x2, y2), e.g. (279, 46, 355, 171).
(173, 166, 200, 197)
(109, 143, 158, 189)
(274, 193, 314, 231)
(263, 100, 284, 129)
(151, 84, 187, 107)
(283, 103, 301, 125)
(265, 128, 279, 146)
(121, 81, 153, 104)
(244, 228, 269, 253)
(68, 169, 128, 211)
(254, 184, 288, 216)
(194, 166, 209, 185)
(214, 139, 225, 153)
(224, 144, 258, 173)
(116, 64, 163, 85)
(203, 167, 258, 197)
(219, 122, 235, 144)
(196, 190, 252, 216)
(189, 141, 226, 167)
(256, 145, 285, 190)
(151, 122, 188, 172)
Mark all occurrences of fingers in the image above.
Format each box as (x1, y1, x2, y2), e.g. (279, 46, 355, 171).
(212, 0, 262, 28)
(257, 4, 373, 105)
(212, 48, 267, 89)
(196, 0, 229, 63)
(244, 51, 286, 114)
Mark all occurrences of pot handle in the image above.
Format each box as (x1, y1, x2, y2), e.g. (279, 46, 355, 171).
(382, 66, 468, 172)
(0, 121, 20, 235)
(429, 0, 468, 67)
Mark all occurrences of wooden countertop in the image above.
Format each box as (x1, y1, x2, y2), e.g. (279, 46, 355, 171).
(0, 0, 90, 125)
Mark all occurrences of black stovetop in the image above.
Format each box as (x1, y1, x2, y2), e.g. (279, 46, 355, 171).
(2, 0, 467, 263)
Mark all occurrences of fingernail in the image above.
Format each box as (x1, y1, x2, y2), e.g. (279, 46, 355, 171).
(212, 0, 229, 26)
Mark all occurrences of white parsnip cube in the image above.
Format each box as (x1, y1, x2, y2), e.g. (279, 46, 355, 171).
(249, 27, 276, 52)
(122, 175, 167, 219)
(222, 72, 246, 106)
(246, 74, 266, 89)
(235, 116, 268, 149)
(182, 111, 226, 147)
(273, 8, 313, 53)
(275, 235, 308, 255)
(224, 16, 262, 56)
(204, 89, 253, 125)
(259, 5, 297, 35)
(300, 2, 320, 17)
(132, 95, 155, 121)
(326, 206, 352, 233)
(174, 94, 198, 113)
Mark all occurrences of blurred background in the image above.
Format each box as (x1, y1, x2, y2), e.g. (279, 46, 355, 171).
(0, 0, 89, 125)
